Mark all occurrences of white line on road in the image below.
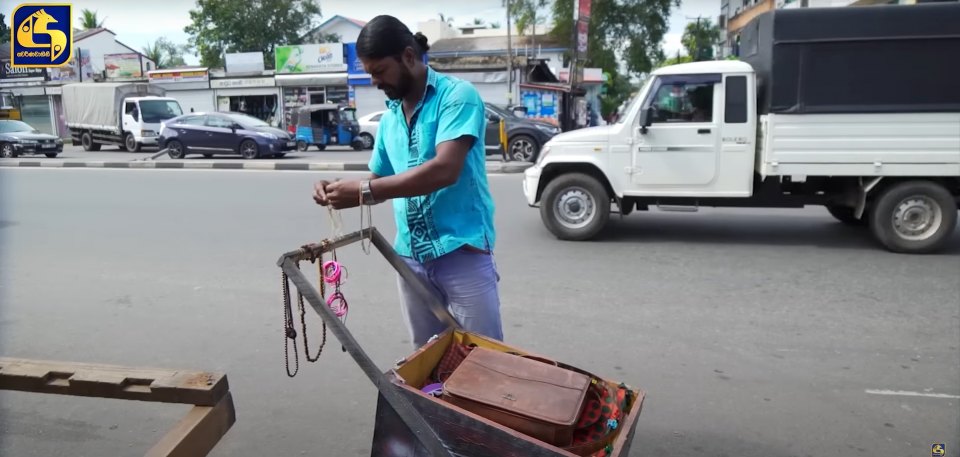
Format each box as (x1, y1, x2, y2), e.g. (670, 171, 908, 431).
(865, 389, 960, 399)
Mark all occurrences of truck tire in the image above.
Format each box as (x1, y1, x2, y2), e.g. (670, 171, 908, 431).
(540, 172, 610, 241)
(123, 133, 141, 152)
(826, 205, 867, 226)
(81, 132, 101, 151)
(868, 180, 958, 254)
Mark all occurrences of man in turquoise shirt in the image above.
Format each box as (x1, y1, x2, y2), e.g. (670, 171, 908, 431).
(313, 15, 503, 348)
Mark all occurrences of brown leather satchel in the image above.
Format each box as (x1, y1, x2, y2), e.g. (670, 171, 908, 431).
(441, 347, 591, 447)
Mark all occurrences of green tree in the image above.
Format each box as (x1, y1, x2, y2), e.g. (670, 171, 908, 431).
(79, 9, 105, 30)
(506, 0, 549, 37)
(184, 0, 322, 69)
(143, 38, 189, 69)
(0, 14, 9, 44)
(681, 18, 720, 61)
(507, 0, 679, 119)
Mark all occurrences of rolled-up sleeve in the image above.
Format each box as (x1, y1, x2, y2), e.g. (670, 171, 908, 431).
(435, 82, 485, 147)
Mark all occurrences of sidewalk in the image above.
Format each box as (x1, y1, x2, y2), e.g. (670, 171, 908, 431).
(0, 146, 533, 173)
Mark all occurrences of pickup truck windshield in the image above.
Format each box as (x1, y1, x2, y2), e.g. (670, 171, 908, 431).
(139, 100, 184, 123)
(617, 78, 654, 124)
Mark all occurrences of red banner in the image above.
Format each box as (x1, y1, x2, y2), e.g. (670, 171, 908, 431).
(576, 19, 589, 55)
(578, 0, 592, 21)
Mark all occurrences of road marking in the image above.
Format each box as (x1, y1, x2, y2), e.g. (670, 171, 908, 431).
(308, 162, 345, 171)
(865, 389, 960, 399)
(183, 161, 215, 169)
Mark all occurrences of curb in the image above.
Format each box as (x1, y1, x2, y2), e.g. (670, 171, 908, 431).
(0, 160, 532, 174)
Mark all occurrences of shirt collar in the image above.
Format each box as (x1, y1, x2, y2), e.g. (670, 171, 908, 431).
(384, 65, 437, 111)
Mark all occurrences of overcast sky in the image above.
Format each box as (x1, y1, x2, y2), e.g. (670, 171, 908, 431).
(1, 0, 719, 67)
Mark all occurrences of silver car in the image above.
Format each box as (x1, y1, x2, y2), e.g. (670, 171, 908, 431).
(357, 110, 384, 150)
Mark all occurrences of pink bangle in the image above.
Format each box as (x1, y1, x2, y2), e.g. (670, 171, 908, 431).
(326, 291, 348, 318)
(322, 260, 342, 283)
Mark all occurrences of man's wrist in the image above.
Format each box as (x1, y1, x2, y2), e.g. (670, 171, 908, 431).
(361, 179, 382, 205)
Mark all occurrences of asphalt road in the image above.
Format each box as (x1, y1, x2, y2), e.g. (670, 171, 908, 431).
(1, 168, 958, 457)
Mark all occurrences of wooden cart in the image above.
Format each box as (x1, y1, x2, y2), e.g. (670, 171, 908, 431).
(0, 358, 235, 457)
(278, 227, 646, 457)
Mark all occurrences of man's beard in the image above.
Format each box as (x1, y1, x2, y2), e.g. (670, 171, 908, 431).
(380, 67, 414, 101)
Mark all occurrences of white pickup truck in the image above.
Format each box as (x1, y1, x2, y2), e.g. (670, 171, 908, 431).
(522, 3, 960, 254)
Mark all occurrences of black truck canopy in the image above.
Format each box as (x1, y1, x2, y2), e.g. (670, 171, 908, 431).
(739, 2, 960, 115)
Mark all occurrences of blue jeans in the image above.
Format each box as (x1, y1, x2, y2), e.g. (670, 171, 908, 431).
(397, 247, 504, 348)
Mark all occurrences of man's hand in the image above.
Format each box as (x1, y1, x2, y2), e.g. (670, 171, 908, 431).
(323, 179, 362, 209)
(312, 180, 332, 206)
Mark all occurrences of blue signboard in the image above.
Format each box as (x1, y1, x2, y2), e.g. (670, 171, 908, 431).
(345, 42, 429, 87)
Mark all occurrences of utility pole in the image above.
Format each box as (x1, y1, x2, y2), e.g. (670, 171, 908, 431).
(686, 15, 711, 61)
(506, 0, 513, 106)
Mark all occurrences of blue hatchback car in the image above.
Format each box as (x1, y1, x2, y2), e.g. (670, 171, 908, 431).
(159, 111, 295, 159)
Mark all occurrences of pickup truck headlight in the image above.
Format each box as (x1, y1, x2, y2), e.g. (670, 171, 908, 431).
(141, 130, 157, 137)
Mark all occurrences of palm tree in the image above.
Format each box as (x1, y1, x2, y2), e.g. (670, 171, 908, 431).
(142, 41, 165, 68)
(79, 9, 104, 30)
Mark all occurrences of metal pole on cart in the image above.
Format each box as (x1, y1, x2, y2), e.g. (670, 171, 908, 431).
(277, 227, 462, 457)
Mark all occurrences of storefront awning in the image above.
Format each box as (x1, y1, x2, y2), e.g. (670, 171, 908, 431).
(275, 73, 348, 87)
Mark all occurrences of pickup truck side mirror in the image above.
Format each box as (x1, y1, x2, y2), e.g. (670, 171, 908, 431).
(638, 106, 654, 133)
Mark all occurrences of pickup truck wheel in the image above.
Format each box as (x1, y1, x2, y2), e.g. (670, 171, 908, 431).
(296, 140, 308, 151)
(81, 132, 101, 151)
(869, 180, 957, 254)
(123, 133, 141, 152)
(826, 205, 867, 226)
(540, 173, 610, 241)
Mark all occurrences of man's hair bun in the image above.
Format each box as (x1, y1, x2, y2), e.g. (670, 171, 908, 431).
(413, 32, 430, 52)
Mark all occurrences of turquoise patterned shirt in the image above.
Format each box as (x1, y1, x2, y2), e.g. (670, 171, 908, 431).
(368, 66, 496, 263)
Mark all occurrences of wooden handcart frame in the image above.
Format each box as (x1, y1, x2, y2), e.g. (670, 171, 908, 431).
(0, 357, 236, 457)
(277, 227, 645, 457)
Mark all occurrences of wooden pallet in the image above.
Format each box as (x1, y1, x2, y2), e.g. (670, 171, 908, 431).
(0, 357, 236, 457)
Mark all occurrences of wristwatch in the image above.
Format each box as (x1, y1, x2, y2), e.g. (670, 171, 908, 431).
(360, 179, 378, 205)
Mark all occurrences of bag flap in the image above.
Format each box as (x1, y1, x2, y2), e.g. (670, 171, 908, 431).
(443, 348, 590, 426)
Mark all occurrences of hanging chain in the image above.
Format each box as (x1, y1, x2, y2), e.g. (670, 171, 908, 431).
(282, 255, 329, 377)
(282, 271, 299, 377)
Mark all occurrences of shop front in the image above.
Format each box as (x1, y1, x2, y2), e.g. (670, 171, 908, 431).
(0, 63, 55, 134)
(211, 77, 281, 125)
(274, 43, 350, 131)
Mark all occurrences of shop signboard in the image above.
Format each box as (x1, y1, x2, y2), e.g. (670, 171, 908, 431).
(211, 77, 275, 89)
(225, 52, 265, 75)
(148, 69, 209, 83)
(104, 53, 143, 79)
(48, 48, 94, 82)
(520, 88, 559, 126)
(1, 60, 47, 81)
(275, 43, 346, 73)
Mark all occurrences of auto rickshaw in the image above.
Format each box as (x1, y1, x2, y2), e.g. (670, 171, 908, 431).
(292, 104, 364, 151)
